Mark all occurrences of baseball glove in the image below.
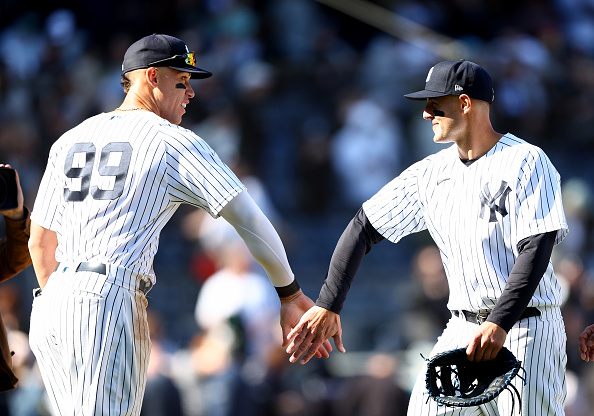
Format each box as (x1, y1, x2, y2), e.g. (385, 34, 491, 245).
(424, 347, 524, 410)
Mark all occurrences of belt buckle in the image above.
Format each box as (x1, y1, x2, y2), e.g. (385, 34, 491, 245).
(476, 311, 490, 325)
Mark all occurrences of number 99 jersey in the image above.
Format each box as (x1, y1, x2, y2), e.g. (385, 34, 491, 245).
(31, 111, 246, 280)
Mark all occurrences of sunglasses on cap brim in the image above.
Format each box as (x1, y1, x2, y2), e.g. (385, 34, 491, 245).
(148, 51, 196, 67)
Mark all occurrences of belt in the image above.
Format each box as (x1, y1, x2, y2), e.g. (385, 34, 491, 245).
(54, 262, 153, 295)
(453, 307, 540, 325)
(76, 262, 106, 275)
(54, 262, 106, 275)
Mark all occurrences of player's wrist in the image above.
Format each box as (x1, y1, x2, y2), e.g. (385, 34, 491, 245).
(276, 280, 301, 300)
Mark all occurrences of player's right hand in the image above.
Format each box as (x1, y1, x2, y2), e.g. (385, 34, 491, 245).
(286, 305, 346, 365)
(579, 324, 594, 362)
(464, 321, 506, 362)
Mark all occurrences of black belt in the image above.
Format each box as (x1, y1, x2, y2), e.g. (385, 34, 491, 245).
(54, 262, 152, 295)
(453, 307, 540, 325)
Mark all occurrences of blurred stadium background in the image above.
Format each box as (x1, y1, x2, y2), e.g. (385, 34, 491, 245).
(1, 0, 594, 415)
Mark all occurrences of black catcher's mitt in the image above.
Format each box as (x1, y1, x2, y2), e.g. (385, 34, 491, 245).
(424, 347, 524, 410)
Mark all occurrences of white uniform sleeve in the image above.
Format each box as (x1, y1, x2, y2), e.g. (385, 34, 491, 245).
(362, 158, 429, 243)
(515, 149, 568, 245)
(219, 192, 294, 287)
(164, 129, 246, 217)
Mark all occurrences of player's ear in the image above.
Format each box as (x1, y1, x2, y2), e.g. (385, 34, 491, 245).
(459, 94, 472, 113)
(145, 67, 159, 86)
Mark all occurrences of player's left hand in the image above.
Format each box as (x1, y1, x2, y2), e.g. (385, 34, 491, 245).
(279, 290, 332, 360)
(578, 324, 594, 362)
(465, 321, 507, 362)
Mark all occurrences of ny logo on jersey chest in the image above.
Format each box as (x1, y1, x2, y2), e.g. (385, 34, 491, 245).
(479, 181, 511, 222)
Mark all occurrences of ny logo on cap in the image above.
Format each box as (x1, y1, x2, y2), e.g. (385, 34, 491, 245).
(479, 181, 511, 222)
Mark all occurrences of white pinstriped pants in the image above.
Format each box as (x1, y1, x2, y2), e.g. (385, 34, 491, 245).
(29, 264, 151, 416)
(407, 307, 567, 416)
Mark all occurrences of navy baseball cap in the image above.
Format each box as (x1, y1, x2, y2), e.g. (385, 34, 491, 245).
(122, 34, 212, 79)
(404, 60, 494, 103)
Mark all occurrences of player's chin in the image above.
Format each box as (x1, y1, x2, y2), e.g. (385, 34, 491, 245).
(172, 109, 185, 125)
(433, 134, 451, 144)
(431, 127, 441, 142)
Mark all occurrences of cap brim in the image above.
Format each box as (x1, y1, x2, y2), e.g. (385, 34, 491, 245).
(169, 64, 213, 79)
(404, 90, 450, 100)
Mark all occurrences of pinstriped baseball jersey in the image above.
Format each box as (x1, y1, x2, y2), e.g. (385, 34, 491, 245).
(362, 133, 568, 312)
(29, 109, 246, 416)
(31, 110, 245, 282)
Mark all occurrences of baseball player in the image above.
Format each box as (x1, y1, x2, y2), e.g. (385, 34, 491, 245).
(286, 60, 568, 415)
(27, 34, 329, 415)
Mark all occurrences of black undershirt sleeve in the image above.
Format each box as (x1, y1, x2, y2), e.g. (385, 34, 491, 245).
(486, 230, 557, 332)
(316, 208, 384, 314)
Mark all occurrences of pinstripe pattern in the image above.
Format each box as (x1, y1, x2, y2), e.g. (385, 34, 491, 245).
(32, 111, 245, 279)
(363, 134, 567, 312)
(29, 266, 150, 415)
(29, 111, 246, 415)
(363, 134, 568, 415)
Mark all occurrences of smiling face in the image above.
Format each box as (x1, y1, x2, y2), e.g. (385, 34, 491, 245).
(154, 67, 195, 124)
(423, 95, 467, 144)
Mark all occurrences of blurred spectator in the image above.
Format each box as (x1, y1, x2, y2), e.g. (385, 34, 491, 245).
(264, 0, 321, 63)
(4, 333, 48, 416)
(296, 116, 333, 214)
(233, 59, 276, 178)
(332, 353, 409, 416)
(0, 13, 46, 81)
(330, 96, 403, 210)
(357, 35, 437, 115)
(557, 252, 594, 374)
(565, 369, 590, 416)
(192, 101, 241, 168)
(559, 178, 594, 259)
(195, 241, 280, 363)
(141, 310, 184, 416)
(193, 241, 280, 416)
(402, 245, 450, 346)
